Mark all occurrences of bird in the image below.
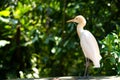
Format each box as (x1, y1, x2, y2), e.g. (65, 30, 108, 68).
(67, 15, 102, 77)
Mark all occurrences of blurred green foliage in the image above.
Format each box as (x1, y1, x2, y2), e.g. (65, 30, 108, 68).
(0, 0, 120, 79)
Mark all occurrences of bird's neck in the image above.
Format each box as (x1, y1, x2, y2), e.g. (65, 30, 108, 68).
(77, 24, 84, 38)
(77, 24, 84, 32)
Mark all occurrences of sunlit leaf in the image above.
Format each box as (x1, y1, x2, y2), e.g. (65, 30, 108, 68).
(0, 7, 10, 17)
(0, 40, 10, 47)
(0, 10, 10, 17)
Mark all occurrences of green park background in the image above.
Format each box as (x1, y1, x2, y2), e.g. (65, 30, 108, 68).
(0, 0, 120, 79)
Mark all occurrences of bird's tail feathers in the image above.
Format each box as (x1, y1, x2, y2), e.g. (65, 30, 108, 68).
(93, 59, 102, 68)
(93, 65, 100, 68)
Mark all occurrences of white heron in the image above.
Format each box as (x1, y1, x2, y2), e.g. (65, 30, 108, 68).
(67, 15, 102, 77)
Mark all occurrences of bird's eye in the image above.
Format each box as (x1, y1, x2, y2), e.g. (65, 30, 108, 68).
(76, 18, 78, 20)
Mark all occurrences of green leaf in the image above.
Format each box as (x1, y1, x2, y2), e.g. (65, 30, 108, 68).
(0, 7, 10, 17)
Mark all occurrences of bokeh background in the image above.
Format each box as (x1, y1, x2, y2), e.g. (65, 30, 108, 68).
(0, 0, 120, 79)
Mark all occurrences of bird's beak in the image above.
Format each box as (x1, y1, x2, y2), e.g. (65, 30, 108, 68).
(67, 19, 75, 23)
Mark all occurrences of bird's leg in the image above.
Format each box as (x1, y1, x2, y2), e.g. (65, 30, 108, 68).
(77, 58, 90, 79)
(84, 58, 89, 78)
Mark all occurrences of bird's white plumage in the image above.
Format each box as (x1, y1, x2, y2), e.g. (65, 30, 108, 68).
(67, 15, 102, 68)
(80, 30, 102, 68)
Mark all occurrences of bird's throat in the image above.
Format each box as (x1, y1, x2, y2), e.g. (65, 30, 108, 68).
(77, 24, 84, 31)
(77, 24, 84, 38)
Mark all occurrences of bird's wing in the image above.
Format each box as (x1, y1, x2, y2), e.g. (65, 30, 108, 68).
(80, 30, 102, 67)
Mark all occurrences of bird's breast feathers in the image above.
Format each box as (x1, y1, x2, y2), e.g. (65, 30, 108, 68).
(80, 30, 100, 58)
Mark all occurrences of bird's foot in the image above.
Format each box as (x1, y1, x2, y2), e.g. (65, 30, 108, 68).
(83, 74, 89, 79)
(77, 75, 89, 80)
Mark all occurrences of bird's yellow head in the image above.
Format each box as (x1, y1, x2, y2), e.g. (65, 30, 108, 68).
(67, 15, 86, 27)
